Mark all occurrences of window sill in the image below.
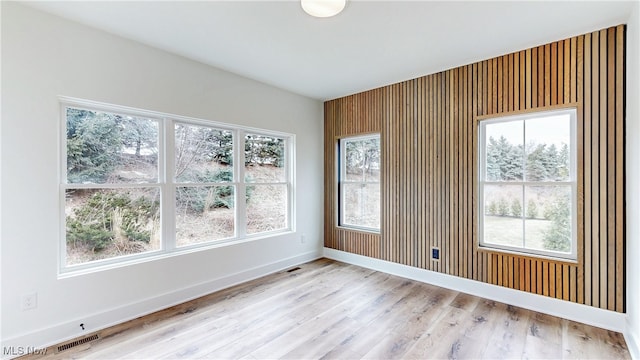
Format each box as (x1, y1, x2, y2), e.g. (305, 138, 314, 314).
(477, 245, 579, 266)
(58, 230, 294, 279)
(336, 226, 381, 235)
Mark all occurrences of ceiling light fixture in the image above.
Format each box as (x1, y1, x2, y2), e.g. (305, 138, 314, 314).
(301, 0, 346, 18)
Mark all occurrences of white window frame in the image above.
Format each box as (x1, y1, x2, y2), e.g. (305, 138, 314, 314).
(60, 97, 294, 275)
(242, 132, 292, 237)
(338, 134, 381, 233)
(478, 107, 577, 261)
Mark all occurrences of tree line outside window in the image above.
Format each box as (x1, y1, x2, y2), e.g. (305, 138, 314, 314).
(479, 109, 576, 260)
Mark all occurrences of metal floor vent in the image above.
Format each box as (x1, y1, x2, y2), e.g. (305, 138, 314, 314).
(57, 334, 99, 352)
(287, 267, 301, 273)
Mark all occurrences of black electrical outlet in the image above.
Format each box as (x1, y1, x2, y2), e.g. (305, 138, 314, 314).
(432, 247, 440, 260)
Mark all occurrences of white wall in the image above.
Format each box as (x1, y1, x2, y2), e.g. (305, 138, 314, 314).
(625, 2, 640, 358)
(0, 2, 323, 352)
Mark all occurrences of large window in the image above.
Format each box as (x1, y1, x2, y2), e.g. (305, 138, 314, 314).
(62, 99, 292, 271)
(338, 134, 381, 231)
(478, 108, 577, 260)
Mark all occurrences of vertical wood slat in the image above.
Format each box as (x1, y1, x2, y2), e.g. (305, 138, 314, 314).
(323, 25, 625, 312)
(576, 34, 584, 305)
(592, 30, 601, 309)
(615, 25, 625, 313)
(606, 28, 616, 311)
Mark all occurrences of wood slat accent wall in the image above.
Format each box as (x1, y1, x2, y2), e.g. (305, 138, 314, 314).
(324, 25, 626, 312)
(324, 90, 383, 257)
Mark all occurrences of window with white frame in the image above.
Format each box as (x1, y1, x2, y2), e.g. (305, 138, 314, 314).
(478, 108, 577, 260)
(339, 134, 381, 231)
(62, 99, 293, 270)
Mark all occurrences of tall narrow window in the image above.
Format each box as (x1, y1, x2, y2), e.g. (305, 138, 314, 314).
(478, 108, 577, 260)
(244, 133, 289, 235)
(339, 134, 381, 231)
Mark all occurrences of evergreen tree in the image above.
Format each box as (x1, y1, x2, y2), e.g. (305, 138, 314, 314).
(526, 199, 538, 219)
(66, 108, 123, 183)
(545, 144, 559, 180)
(486, 136, 523, 181)
(209, 131, 233, 165)
(245, 134, 285, 167)
(542, 195, 571, 252)
(120, 116, 157, 157)
(543, 204, 554, 220)
(558, 143, 570, 180)
(497, 198, 509, 216)
(487, 201, 497, 215)
(526, 143, 549, 181)
(486, 136, 501, 180)
(511, 198, 522, 217)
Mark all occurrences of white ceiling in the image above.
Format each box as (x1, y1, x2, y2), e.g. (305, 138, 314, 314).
(23, 1, 636, 101)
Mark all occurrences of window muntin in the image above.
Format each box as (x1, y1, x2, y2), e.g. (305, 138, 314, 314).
(62, 100, 293, 271)
(339, 135, 381, 231)
(478, 108, 577, 260)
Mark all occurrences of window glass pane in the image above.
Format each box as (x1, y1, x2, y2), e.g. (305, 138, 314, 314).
(524, 114, 571, 182)
(246, 184, 287, 234)
(176, 186, 235, 246)
(65, 188, 160, 265)
(342, 183, 380, 229)
(344, 138, 381, 182)
(482, 184, 523, 247)
(175, 123, 233, 183)
(525, 186, 572, 253)
(66, 108, 158, 184)
(484, 120, 523, 181)
(244, 134, 286, 182)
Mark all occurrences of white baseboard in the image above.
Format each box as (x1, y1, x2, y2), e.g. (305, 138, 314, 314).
(1, 250, 322, 360)
(626, 319, 640, 360)
(324, 247, 626, 333)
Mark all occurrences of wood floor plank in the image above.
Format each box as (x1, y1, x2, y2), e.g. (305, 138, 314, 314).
(523, 312, 563, 359)
(20, 259, 630, 360)
(564, 320, 609, 359)
(481, 304, 531, 359)
(452, 299, 503, 359)
(401, 305, 470, 359)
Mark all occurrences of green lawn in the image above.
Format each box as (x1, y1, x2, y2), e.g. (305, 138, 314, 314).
(483, 215, 551, 251)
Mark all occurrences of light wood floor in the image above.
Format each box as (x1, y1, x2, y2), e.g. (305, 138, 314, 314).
(24, 259, 630, 359)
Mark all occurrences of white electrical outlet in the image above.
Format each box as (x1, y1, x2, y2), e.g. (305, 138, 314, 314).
(21, 293, 37, 311)
(300, 234, 306, 243)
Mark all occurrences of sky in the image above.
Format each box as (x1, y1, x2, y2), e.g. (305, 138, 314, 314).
(484, 112, 572, 148)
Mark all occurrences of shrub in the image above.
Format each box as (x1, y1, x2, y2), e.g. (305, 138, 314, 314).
(497, 198, 509, 216)
(487, 201, 497, 215)
(543, 204, 554, 220)
(510, 198, 522, 217)
(526, 199, 538, 219)
(542, 197, 571, 252)
(176, 169, 244, 213)
(66, 191, 159, 252)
